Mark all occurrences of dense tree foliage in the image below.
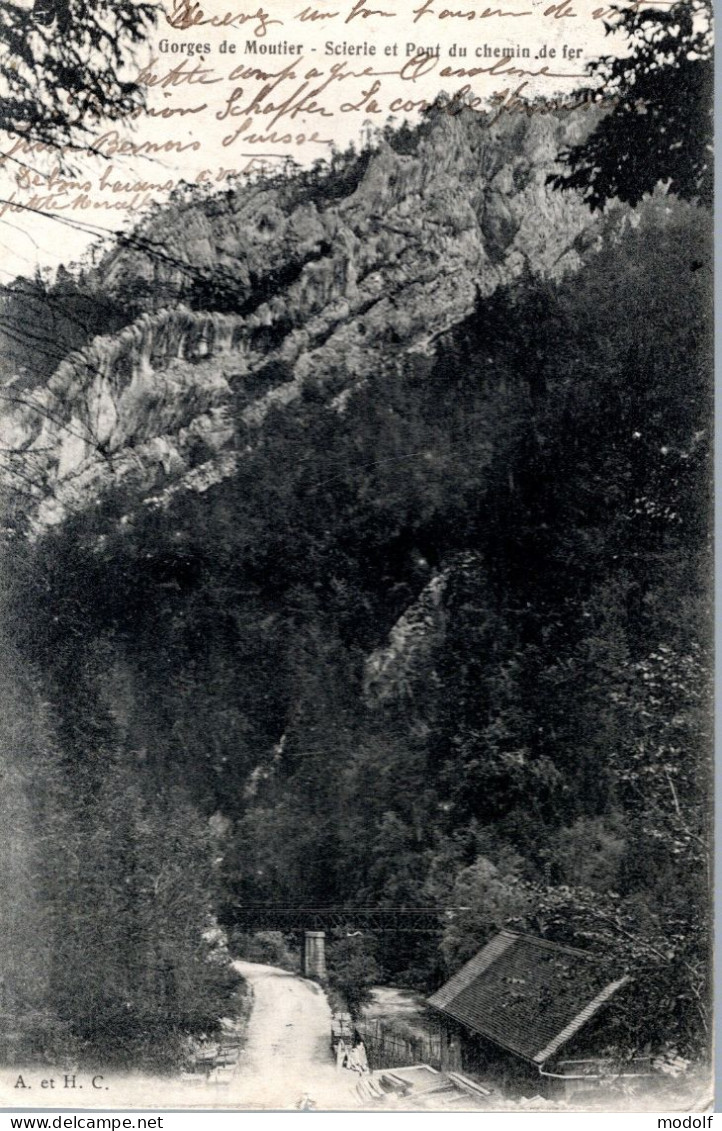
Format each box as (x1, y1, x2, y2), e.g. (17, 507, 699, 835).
(550, 0, 713, 209)
(0, 627, 241, 1068)
(0, 148, 711, 1065)
(327, 934, 381, 1021)
(0, 0, 155, 154)
(0, 268, 131, 387)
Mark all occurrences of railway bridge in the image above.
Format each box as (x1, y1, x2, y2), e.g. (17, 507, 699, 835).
(232, 905, 469, 978)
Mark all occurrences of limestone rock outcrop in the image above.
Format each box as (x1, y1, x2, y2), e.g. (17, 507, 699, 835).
(0, 108, 599, 529)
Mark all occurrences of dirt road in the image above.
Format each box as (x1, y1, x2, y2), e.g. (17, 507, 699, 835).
(0, 963, 361, 1111)
(228, 960, 359, 1109)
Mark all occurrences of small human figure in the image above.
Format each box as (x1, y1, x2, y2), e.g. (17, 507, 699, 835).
(345, 1032, 369, 1074)
(294, 1091, 317, 1110)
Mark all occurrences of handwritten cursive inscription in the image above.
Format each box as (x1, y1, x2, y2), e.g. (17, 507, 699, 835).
(165, 0, 282, 36)
(3, 0, 640, 235)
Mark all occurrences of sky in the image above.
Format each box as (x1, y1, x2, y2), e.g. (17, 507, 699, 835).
(0, 0, 654, 279)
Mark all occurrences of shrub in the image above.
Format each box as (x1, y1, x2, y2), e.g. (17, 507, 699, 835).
(230, 930, 299, 972)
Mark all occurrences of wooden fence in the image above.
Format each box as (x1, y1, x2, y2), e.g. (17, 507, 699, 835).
(356, 1018, 442, 1072)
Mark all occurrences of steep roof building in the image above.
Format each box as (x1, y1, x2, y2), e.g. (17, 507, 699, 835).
(428, 930, 638, 1096)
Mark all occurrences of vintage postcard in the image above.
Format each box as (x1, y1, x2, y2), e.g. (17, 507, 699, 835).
(0, 0, 713, 1115)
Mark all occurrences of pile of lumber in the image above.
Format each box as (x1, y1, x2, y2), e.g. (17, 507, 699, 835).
(355, 1064, 494, 1109)
(181, 1018, 244, 1087)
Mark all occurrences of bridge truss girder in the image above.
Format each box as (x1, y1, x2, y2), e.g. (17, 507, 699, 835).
(233, 907, 462, 933)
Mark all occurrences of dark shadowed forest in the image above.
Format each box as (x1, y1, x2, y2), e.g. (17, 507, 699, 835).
(0, 98, 712, 1074)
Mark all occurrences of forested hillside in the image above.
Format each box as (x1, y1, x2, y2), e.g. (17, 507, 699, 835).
(0, 104, 712, 1069)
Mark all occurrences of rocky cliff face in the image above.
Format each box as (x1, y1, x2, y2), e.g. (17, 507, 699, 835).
(1, 107, 599, 530)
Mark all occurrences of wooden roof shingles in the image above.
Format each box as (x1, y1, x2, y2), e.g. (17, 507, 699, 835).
(428, 929, 630, 1065)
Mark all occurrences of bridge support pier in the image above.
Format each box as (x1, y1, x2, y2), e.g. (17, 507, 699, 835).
(302, 930, 327, 980)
